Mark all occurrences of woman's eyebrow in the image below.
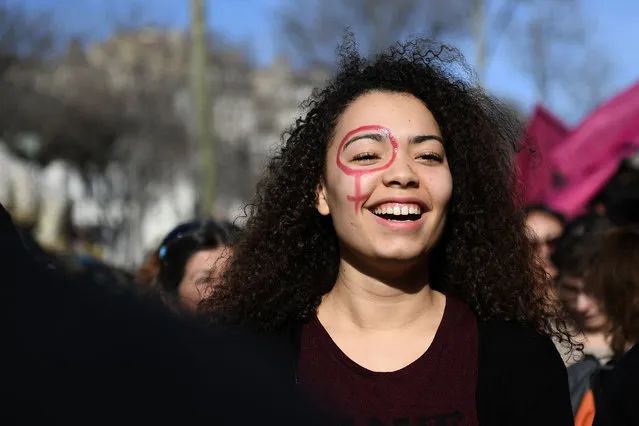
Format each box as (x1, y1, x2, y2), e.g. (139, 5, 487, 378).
(410, 135, 444, 144)
(343, 132, 384, 149)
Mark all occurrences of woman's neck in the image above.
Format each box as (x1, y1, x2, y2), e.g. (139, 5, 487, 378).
(318, 258, 442, 332)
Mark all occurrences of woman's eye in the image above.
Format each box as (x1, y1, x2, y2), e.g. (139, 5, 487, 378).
(418, 153, 443, 162)
(352, 152, 380, 162)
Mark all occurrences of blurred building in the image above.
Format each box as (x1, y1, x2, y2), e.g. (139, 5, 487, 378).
(0, 27, 328, 268)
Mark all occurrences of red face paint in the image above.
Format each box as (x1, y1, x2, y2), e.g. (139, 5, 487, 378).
(336, 125, 398, 213)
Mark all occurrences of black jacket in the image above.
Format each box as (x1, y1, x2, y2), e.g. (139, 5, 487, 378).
(593, 344, 639, 426)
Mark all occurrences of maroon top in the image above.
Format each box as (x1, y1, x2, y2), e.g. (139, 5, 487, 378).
(299, 296, 479, 426)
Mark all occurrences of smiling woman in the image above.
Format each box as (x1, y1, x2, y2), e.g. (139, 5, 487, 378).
(200, 36, 574, 425)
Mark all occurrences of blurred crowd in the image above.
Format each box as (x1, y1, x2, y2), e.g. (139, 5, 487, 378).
(524, 153, 639, 424)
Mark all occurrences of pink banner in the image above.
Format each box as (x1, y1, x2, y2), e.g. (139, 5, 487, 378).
(552, 81, 639, 181)
(545, 159, 620, 218)
(516, 104, 569, 205)
(546, 81, 639, 219)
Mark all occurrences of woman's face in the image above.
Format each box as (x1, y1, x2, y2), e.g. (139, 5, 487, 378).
(316, 91, 452, 269)
(557, 274, 608, 333)
(177, 247, 230, 311)
(525, 211, 563, 279)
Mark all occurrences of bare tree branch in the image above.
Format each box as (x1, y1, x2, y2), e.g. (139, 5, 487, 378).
(277, 0, 471, 68)
(507, 0, 614, 118)
(0, 1, 54, 75)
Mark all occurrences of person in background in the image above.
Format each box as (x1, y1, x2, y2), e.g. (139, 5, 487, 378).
(587, 227, 639, 360)
(582, 227, 639, 426)
(552, 212, 614, 364)
(156, 218, 238, 312)
(525, 205, 565, 280)
(551, 213, 614, 420)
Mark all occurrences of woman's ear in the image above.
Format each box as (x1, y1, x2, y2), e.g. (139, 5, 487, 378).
(315, 183, 330, 216)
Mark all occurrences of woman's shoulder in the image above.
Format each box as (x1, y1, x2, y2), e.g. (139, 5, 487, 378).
(594, 343, 639, 426)
(446, 298, 549, 356)
(476, 321, 569, 393)
(476, 321, 573, 425)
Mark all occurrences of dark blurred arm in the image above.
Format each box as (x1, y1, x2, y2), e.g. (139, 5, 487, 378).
(3, 203, 311, 424)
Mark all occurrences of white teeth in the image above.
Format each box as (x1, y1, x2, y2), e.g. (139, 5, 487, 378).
(372, 204, 423, 216)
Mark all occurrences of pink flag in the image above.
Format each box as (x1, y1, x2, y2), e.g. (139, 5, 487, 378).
(545, 159, 620, 218)
(551, 81, 639, 181)
(516, 104, 569, 205)
(545, 81, 639, 219)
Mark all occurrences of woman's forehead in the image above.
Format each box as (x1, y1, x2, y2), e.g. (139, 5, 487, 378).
(331, 92, 440, 145)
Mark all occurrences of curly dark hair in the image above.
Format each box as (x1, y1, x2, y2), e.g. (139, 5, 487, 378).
(200, 37, 573, 348)
(552, 211, 614, 277)
(585, 226, 639, 359)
